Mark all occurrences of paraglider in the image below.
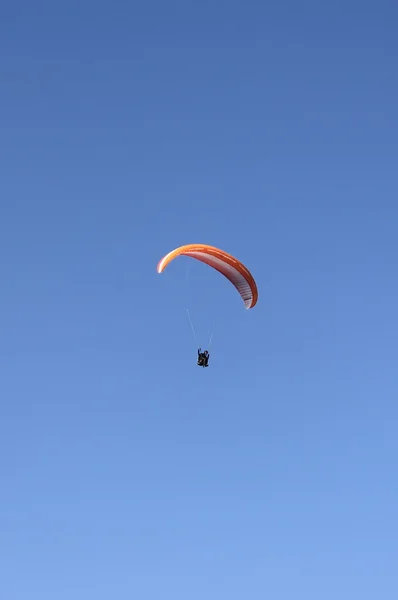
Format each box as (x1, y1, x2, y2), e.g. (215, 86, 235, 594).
(157, 243, 258, 366)
(197, 348, 210, 367)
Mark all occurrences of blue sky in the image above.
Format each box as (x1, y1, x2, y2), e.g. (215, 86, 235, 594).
(1, 1, 397, 598)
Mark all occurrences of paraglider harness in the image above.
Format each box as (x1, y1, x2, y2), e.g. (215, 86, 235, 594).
(197, 348, 209, 367)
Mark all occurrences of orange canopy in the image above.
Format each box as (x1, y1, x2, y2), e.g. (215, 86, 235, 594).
(157, 243, 258, 309)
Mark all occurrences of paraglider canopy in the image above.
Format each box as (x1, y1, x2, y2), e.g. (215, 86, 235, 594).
(157, 243, 258, 309)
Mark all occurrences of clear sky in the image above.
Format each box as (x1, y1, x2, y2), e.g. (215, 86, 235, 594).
(1, 1, 397, 598)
